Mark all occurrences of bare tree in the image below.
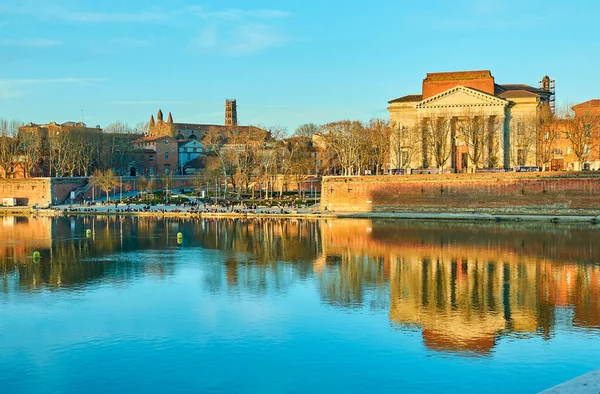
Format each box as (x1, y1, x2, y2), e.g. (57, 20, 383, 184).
(319, 121, 367, 175)
(510, 116, 538, 167)
(17, 128, 41, 178)
(536, 105, 561, 171)
(425, 114, 453, 171)
(390, 122, 420, 170)
(457, 110, 491, 171)
(365, 119, 391, 175)
(294, 123, 319, 138)
(566, 110, 599, 171)
(0, 135, 19, 178)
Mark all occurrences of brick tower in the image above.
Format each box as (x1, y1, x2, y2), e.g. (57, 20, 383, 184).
(225, 99, 237, 127)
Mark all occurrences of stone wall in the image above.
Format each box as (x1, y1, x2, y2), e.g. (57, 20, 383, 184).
(321, 172, 600, 215)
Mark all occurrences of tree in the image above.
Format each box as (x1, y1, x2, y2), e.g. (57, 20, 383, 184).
(0, 135, 19, 178)
(319, 120, 367, 175)
(456, 110, 501, 170)
(425, 114, 452, 171)
(294, 123, 320, 138)
(49, 131, 71, 177)
(510, 116, 538, 167)
(17, 129, 41, 178)
(537, 105, 561, 171)
(390, 122, 420, 170)
(90, 169, 119, 201)
(72, 130, 101, 176)
(365, 119, 391, 175)
(566, 111, 599, 171)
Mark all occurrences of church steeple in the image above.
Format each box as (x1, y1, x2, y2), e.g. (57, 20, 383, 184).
(167, 112, 173, 125)
(157, 109, 163, 122)
(150, 114, 155, 127)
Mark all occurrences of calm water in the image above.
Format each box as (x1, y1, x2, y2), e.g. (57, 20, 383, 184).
(1, 216, 599, 393)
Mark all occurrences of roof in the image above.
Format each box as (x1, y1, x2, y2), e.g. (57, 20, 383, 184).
(572, 99, 600, 109)
(424, 70, 492, 81)
(388, 94, 423, 104)
(495, 84, 549, 96)
(135, 148, 156, 154)
(134, 135, 173, 143)
(182, 156, 205, 168)
(497, 90, 540, 99)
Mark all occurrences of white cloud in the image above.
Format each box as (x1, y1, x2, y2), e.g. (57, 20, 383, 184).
(195, 23, 288, 56)
(0, 38, 62, 47)
(189, 6, 291, 20)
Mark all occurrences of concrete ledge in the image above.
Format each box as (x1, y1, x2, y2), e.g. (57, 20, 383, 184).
(540, 368, 600, 393)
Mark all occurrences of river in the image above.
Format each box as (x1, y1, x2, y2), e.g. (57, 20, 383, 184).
(1, 216, 599, 393)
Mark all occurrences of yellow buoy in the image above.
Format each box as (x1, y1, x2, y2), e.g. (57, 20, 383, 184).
(86, 229, 92, 238)
(177, 232, 183, 238)
(33, 251, 41, 263)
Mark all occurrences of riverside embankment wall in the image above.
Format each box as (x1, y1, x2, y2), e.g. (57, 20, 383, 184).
(321, 172, 600, 215)
(0, 177, 197, 206)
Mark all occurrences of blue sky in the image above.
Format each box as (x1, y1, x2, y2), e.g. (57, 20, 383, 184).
(0, 0, 599, 133)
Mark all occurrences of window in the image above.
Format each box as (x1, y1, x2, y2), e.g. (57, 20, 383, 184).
(165, 152, 169, 159)
(544, 132, 549, 141)
(149, 155, 154, 162)
(400, 150, 409, 167)
(172, 148, 175, 152)
(584, 123, 592, 138)
(567, 147, 572, 155)
(165, 139, 169, 145)
(517, 122, 524, 136)
(158, 148, 161, 152)
(552, 148, 564, 155)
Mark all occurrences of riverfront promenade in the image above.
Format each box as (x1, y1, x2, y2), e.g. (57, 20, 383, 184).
(3, 203, 600, 223)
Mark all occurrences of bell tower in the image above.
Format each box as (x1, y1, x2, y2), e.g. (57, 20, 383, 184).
(225, 99, 237, 127)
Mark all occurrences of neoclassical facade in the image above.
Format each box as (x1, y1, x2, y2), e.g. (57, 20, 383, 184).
(388, 70, 552, 172)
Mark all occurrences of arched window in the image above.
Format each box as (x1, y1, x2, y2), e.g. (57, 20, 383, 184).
(189, 134, 197, 140)
(552, 148, 563, 155)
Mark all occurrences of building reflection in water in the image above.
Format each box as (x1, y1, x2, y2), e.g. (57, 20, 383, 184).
(318, 219, 600, 356)
(1, 215, 599, 356)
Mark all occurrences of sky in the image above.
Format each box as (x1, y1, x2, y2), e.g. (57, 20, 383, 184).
(1, 0, 599, 133)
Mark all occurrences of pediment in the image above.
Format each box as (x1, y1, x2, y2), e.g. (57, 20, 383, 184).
(415, 86, 509, 109)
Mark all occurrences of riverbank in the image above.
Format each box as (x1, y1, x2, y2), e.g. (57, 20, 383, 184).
(3, 204, 600, 223)
(541, 368, 600, 393)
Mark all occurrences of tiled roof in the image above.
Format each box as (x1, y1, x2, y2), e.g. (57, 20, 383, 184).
(388, 94, 423, 104)
(497, 90, 540, 99)
(572, 99, 600, 108)
(134, 135, 171, 143)
(495, 84, 548, 96)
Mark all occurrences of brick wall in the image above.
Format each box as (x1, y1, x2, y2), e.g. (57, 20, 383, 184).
(422, 71, 495, 99)
(321, 173, 600, 215)
(0, 178, 52, 206)
(0, 176, 199, 206)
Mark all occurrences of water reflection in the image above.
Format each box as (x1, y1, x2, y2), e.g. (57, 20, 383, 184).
(1, 215, 599, 356)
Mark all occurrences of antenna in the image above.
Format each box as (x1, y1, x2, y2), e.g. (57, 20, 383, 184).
(81, 109, 84, 123)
